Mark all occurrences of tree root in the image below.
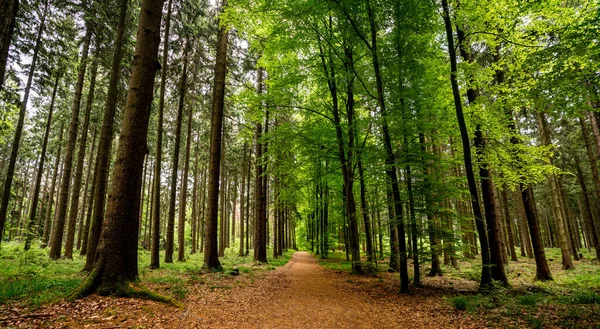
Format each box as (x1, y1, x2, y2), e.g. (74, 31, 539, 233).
(67, 269, 181, 308)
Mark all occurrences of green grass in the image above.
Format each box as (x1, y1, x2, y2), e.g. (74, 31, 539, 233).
(0, 240, 294, 308)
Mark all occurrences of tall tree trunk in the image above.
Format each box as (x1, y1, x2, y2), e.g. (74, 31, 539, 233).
(239, 144, 247, 256)
(77, 128, 96, 251)
(69, 0, 165, 297)
(165, 42, 189, 264)
(574, 154, 600, 260)
(500, 188, 518, 261)
(64, 56, 99, 259)
(358, 159, 374, 264)
(80, 129, 99, 256)
(177, 85, 193, 262)
(422, 133, 442, 276)
(253, 67, 268, 264)
(41, 125, 64, 248)
(0, 0, 48, 243)
(49, 18, 93, 259)
(203, 0, 228, 270)
(536, 112, 573, 270)
(441, 0, 492, 287)
(365, 0, 407, 290)
(150, 0, 173, 269)
(580, 116, 600, 237)
(190, 135, 199, 254)
(24, 73, 58, 250)
(84, 0, 128, 270)
(0, 0, 19, 88)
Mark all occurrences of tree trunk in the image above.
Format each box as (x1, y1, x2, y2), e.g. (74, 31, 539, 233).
(364, 0, 407, 290)
(77, 128, 97, 251)
(69, 0, 166, 297)
(574, 154, 600, 260)
(358, 159, 374, 264)
(536, 112, 573, 270)
(49, 17, 93, 259)
(253, 67, 268, 263)
(177, 86, 193, 262)
(203, 0, 229, 270)
(149, 0, 173, 269)
(0, 0, 19, 88)
(41, 125, 64, 248)
(166, 41, 189, 264)
(24, 73, 58, 250)
(84, 0, 128, 270)
(441, 0, 492, 287)
(190, 135, 199, 254)
(0, 0, 48, 243)
(64, 56, 99, 259)
(239, 144, 247, 256)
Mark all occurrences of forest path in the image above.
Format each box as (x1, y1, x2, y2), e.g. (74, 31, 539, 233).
(180, 251, 475, 328)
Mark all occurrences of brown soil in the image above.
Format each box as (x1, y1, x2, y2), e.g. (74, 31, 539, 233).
(1, 252, 480, 328)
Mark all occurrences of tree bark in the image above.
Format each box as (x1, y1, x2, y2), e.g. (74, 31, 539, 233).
(253, 68, 268, 264)
(24, 73, 58, 250)
(77, 128, 96, 251)
(177, 71, 193, 262)
(441, 0, 492, 287)
(536, 112, 573, 270)
(0, 0, 48, 243)
(49, 17, 93, 259)
(84, 0, 128, 270)
(41, 125, 64, 248)
(165, 41, 189, 264)
(69, 0, 166, 297)
(150, 0, 173, 269)
(239, 144, 247, 256)
(64, 56, 99, 259)
(0, 0, 19, 88)
(203, 0, 229, 270)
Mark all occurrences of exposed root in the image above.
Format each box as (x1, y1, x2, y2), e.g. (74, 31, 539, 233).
(67, 270, 181, 308)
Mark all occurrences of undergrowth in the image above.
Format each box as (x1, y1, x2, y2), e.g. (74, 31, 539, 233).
(0, 240, 293, 308)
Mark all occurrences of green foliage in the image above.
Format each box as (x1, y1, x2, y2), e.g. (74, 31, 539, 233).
(450, 296, 469, 311)
(0, 241, 292, 308)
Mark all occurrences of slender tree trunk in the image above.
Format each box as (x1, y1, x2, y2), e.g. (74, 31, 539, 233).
(64, 56, 99, 259)
(500, 188, 518, 261)
(203, 0, 228, 270)
(24, 73, 58, 250)
(574, 155, 600, 260)
(358, 159, 374, 264)
(84, 0, 128, 270)
(165, 42, 189, 264)
(149, 0, 173, 269)
(0, 0, 48, 243)
(580, 116, 600, 237)
(536, 112, 573, 270)
(77, 128, 96, 251)
(239, 144, 247, 256)
(69, 0, 165, 297)
(364, 0, 407, 290)
(190, 135, 199, 254)
(441, 0, 492, 287)
(49, 19, 93, 259)
(177, 81, 193, 262)
(253, 67, 268, 264)
(41, 125, 64, 248)
(0, 0, 19, 88)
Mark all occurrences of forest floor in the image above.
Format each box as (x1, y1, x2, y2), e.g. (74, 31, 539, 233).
(1, 245, 599, 328)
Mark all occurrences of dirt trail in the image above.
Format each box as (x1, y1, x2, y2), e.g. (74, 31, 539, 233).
(2, 252, 478, 328)
(180, 251, 474, 329)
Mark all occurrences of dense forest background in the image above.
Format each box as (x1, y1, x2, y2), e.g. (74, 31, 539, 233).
(1, 0, 600, 320)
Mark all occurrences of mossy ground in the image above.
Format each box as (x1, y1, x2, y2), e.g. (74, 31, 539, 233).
(0, 240, 294, 309)
(317, 247, 600, 328)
